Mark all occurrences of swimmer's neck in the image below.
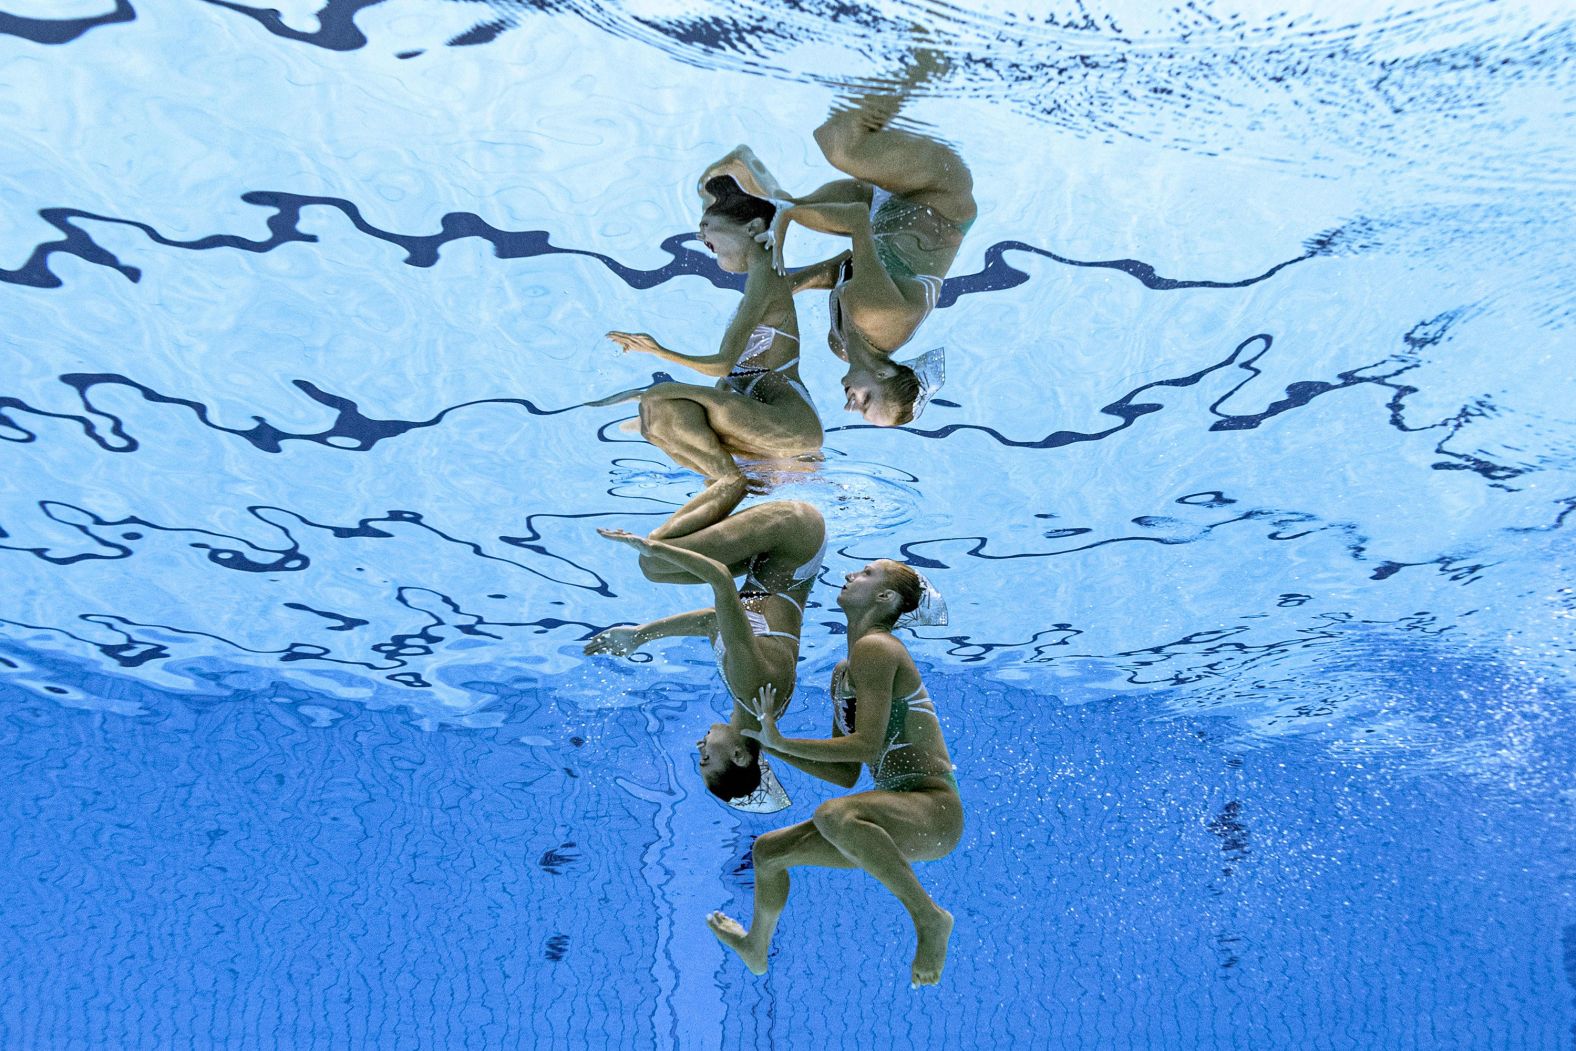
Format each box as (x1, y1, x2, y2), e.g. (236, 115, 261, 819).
(734, 235, 774, 272)
(844, 610, 895, 646)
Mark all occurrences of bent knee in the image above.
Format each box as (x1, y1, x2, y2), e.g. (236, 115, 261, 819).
(812, 799, 855, 838)
(638, 397, 685, 441)
(752, 828, 798, 868)
(813, 111, 866, 171)
(780, 500, 825, 536)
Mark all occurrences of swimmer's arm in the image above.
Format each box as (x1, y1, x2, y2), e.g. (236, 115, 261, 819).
(764, 724, 862, 789)
(583, 608, 714, 657)
(608, 266, 783, 378)
(708, 263, 787, 373)
(769, 200, 870, 275)
(790, 250, 852, 294)
(637, 543, 755, 649)
(760, 639, 894, 765)
(765, 661, 857, 784)
(636, 608, 716, 642)
(607, 331, 734, 377)
(777, 202, 869, 239)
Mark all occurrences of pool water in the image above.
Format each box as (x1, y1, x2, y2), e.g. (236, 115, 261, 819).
(2, 2, 1573, 1048)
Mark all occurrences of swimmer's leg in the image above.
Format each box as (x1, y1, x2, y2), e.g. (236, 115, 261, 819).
(638, 392, 739, 480)
(636, 393, 748, 540)
(812, 54, 975, 222)
(707, 819, 855, 975)
(585, 386, 646, 408)
(812, 789, 961, 986)
(636, 500, 825, 589)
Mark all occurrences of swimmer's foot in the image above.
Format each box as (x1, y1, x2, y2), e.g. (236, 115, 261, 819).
(596, 527, 651, 553)
(702, 145, 786, 203)
(585, 387, 644, 408)
(910, 906, 953, 988)
(900, 45, 953, 91)
(707, 911, 768, 975)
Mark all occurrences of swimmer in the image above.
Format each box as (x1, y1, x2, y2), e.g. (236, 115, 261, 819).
(583, 501, 827, 810)
(709, 49, 976, 426)
(591, 176, 821, 540)
(707, 559, 962, 987)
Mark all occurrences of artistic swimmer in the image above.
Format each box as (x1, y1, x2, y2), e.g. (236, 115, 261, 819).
(590, 176, 822, 541)
(707, 51, 976, 427)
(582, 501, 828, 811)
(707, 559, 961, 987)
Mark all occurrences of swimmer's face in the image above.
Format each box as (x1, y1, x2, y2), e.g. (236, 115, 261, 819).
(696, 723, 751, 778)
(841, 369, 905, 426)
(697, 214, 763, 274)
(838, 560, 900, 613)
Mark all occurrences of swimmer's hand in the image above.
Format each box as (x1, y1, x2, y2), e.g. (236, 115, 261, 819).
(739, 684, 785, 747)
(607, 331, 662, 356)
(756, 209, 793, 275)
(584, 626, 642, 657)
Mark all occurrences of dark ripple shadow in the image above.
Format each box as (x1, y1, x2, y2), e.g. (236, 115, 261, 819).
(1, 195, 733, 292)
(0, 0, 133, 44)
(0, 500, 613, 592)
(841, 309, 1527, 488)
(939, 239, 1313, 307)
(195, 0, 386, 50)
(3, 193, 1307, 300)
(1, 371, 589, 455)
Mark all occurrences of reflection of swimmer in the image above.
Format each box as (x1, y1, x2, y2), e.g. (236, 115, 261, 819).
(583, 501, 826, 810)
(707, 559, 961, 987)
(711, 51, 976, 427)
(590, 176, 822, 541)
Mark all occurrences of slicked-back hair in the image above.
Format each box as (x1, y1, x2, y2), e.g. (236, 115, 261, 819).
(705, 735, 764, 802)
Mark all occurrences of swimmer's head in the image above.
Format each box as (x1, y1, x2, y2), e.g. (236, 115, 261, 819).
(698, 176, 774, 273)
(842, 361, 921, 426)
(697, 722, 762, 801)
(837, 559, 923, 626)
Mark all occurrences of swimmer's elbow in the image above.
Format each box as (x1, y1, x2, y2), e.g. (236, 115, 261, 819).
(848, 739, 882, 767)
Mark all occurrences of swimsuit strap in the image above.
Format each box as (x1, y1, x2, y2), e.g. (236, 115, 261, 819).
(737, 323, 800, 372)
(869, 185, 894, 218)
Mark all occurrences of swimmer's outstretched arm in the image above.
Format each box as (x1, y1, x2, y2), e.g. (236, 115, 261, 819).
(583, 607, 715, 656)
(787, 178, 874, 208)
(599, 530, 778, 686)
(607, 251, 787, 377)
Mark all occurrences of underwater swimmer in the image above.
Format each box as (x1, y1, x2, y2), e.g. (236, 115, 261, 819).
(707, 559, 961, 986)
(708, 49, 975, 427)
(583, 501, 829, 810)
(591, 176, 822, 540)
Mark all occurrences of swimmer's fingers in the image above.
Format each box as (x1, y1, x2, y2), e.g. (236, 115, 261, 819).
(584, 626, 637, 656)
(606, 331, 659, 355)
(747, 684, 781, 731)
(737, 690, 762, 722)
(767, 211, 793, 275)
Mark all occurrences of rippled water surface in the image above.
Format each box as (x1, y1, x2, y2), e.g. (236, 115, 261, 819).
(2, 1, 1574, 1048)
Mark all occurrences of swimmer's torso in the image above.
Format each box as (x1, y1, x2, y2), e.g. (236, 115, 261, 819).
(831, 658, 956, 783)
